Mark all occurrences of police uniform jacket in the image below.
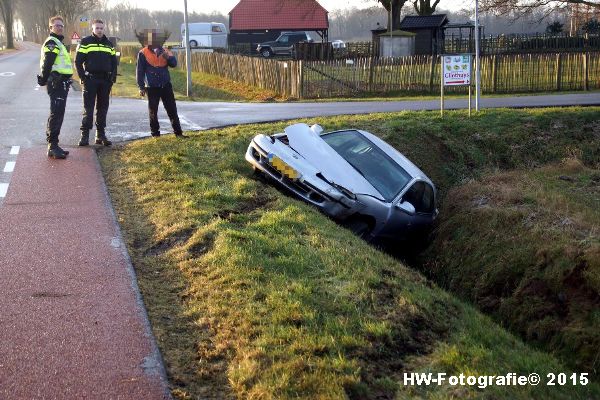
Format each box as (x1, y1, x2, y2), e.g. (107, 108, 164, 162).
(40, 33, 73, 83)
(75, 34, 117, 82)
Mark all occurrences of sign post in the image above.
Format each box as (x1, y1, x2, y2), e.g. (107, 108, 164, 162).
(440, 54, 472, 117)
(71, 31, 81, 45)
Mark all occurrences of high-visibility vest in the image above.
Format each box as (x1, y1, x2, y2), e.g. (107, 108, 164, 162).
(76, 41, 116, 56)
(40, 36, 73, 75)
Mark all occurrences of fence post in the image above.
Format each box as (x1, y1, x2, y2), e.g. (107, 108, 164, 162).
(492, 55, 498, 93)
(298, 60, 304, 99)
(368, 57, 375, 92)
(556, 53, 562, 91)
(584, 52, 589, 91)
(429, 55, 436, 93)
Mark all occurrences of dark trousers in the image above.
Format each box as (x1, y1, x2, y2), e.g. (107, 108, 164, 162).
(80, 77, 112, 135)
(147, 83, 182, 135)
(46, 75, 71, 145)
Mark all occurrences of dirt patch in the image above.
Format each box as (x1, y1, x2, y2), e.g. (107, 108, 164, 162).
(145, 227, 196, 256)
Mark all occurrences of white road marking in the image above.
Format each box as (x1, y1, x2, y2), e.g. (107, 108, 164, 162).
(0, 183, 8, 197)
(9, 146, 19, 155)
(3, 161, 15, 172)
(178, 115, 202, 130)
(0, 72, 16, 77)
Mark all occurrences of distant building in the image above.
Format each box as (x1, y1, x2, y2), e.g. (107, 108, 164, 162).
(228, 0, 329, 47)
(399, 14, 449, 55)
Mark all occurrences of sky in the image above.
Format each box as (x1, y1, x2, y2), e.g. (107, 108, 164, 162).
(107, 0, 466, 15)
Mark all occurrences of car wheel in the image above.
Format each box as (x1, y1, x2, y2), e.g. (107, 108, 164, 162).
(261, 48, 273, 58)
(344, 219, 371, 240)
(189, 40, 198, 48)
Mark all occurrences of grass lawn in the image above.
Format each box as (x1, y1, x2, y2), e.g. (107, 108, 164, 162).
(99, 108, 600, 399)
(112, 56, 280, 101)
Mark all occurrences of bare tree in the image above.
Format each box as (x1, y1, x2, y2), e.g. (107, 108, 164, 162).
(0, 0, 14, 48)
(481, 0, 599, 19)
(376, 0, 409, 30)
(413, 0, 442, 15)
(16, 0, 105, 43)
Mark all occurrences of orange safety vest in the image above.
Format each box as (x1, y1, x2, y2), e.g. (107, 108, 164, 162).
(141, 47, 172, 67)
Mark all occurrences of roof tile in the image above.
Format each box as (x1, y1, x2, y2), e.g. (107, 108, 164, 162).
(229, 0, 328, 30)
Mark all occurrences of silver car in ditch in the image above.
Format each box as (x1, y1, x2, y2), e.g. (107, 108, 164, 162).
(245, 123, 438, 240)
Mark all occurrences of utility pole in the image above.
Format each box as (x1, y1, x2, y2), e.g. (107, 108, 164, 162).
(183, 0, 192, 97)
(474, 0, 481, 111)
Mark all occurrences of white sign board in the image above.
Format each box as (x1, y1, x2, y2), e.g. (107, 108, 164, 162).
(442, 54, 471, 86)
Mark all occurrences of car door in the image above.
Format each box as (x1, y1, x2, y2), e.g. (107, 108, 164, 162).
(387, 180, 436, 238)
(273, 35, 290, 54)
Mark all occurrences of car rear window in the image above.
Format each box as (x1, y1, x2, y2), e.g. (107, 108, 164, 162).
(321, 130, 412, 201)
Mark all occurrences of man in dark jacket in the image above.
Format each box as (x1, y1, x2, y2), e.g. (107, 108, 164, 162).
(136, 30, 187, 138)
(37, 15, 72, 159)
(75, 19, 117, 146)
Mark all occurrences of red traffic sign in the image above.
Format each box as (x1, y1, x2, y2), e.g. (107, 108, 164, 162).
(71, 32, 80, 40)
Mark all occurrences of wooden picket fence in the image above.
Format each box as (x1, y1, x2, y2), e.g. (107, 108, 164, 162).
(301, 52, 600, 97)
(120, 47, 600, 99)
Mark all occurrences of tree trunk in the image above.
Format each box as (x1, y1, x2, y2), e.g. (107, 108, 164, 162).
(0, 0, 15, 49)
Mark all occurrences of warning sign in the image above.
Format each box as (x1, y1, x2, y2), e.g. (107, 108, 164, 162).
(71, 32, 80, 40)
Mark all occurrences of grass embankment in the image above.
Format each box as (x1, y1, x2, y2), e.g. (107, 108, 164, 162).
(111, 56, 280, 101)
(99, 108, 600, 399)
(423, 160, 600, 374)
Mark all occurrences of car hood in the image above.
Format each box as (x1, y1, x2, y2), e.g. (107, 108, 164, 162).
(284, 123, 383, 200)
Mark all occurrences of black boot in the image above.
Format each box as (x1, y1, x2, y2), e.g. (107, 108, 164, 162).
(47, 144, 67, 159)
(174, 132, 189, 139)
(78, 131, 90, 146)
(95, 132, 112, 146)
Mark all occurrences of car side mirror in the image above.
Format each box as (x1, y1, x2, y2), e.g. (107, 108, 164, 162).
(396, 200, 416, 215)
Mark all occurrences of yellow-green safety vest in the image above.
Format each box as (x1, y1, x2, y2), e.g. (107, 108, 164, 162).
(76, 42, 116, 56)
(40, 36, 73, 75)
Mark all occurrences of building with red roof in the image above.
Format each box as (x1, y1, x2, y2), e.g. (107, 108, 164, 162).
(228, 0, 329, 46)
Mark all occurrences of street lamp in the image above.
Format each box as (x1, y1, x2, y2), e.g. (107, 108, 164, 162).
(474, 0, 481, 111)
(183, 0, 192, 97)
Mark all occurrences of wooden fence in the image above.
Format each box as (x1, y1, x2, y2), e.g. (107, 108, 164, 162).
(301, 52, 600, 97)
(445, 33, 600, 55)
(177, 52, 302, 98)
(119, 47, 600, 99)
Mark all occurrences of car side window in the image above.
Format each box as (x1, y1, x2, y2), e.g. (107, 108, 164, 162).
(403, 182, 434, 213)
(211, 26, 222, 32)
(279, 35, 289, 44)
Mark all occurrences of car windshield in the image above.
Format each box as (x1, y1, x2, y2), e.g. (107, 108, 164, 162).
(321, 130, 412, 201)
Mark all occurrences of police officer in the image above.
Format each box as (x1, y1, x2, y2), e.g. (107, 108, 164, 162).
(37, 15, 72, 159)
(75, 19, 117, 146)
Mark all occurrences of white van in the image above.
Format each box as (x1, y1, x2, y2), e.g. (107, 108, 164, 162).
(181, 22, 227, 48)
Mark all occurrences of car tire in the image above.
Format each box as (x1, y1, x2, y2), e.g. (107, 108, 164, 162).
(344, 219, 371, 240)
(189, 40, 198, 48)
(260, 48, 273, 58)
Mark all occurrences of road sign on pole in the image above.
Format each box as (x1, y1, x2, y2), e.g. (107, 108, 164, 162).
(79, 17, 89, 31)
(71, 32, 80, 40)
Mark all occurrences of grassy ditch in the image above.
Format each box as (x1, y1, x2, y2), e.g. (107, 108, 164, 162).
(422, 159, 600, 374)
(99, 108, 600, 399)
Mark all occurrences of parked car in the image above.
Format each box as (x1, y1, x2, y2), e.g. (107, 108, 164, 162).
(331, 40, 346, 49)
(245, 123, 438, 240)
(181, 22, 227, 48)
(256, 32, 313, 58)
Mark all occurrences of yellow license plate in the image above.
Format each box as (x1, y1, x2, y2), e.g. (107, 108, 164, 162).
(268, 154, 300, 180)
